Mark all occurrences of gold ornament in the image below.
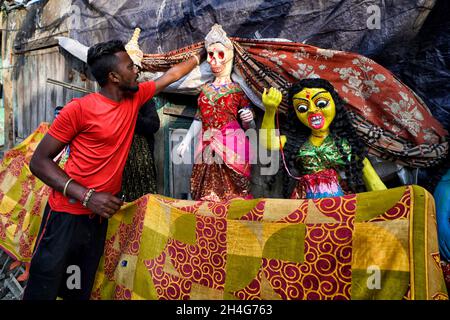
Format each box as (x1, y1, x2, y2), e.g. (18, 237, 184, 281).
(125, 28, 143, 68)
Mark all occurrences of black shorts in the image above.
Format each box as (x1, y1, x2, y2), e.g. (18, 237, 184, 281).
(23, 203, 108, 300)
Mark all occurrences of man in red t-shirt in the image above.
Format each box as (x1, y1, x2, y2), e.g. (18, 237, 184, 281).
(23, 40, 204, 300)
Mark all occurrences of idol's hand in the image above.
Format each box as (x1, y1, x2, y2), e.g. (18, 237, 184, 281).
(176, 120, 201, 158)
(262, 87, 282, 114)
(238, 109, 254, 123)
(177, 141, 190, 157)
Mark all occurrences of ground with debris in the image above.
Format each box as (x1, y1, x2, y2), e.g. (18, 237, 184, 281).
(0, 250, 27, 300)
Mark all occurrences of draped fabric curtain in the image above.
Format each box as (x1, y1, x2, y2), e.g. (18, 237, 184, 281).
(142, 38, 448, 168)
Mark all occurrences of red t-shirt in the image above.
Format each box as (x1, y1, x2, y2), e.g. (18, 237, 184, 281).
(47, 81, 156, 214)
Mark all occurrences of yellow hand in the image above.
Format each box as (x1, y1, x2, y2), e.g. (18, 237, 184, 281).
(362, 158, 387, 191)
(262, 87, 283, 114)
(260, 87, 286, 150)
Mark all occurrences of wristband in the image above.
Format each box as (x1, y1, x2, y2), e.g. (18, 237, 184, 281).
(63, 178, 74, 197)
(82, 188, 95, 207)
(192, 54, 200, 65)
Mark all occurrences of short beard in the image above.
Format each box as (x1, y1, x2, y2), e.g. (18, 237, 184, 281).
(119, 84, 139, 93)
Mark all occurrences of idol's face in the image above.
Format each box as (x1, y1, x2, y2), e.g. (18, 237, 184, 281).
(292, 87, 336, 132)
(206, 42, 233, 77)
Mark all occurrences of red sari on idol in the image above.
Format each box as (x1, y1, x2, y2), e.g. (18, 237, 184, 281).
(190, 82, 253, 201)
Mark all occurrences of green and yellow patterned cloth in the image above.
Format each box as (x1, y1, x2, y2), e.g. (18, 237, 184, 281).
(0, 124, 448, 300)
(0, 123, 50, 261)
(297, 135, 351, 174)
(89, 186, 448, 300)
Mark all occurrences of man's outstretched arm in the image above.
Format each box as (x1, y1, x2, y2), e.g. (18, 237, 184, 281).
(153, 50, 206, 95)
(30, 134, 122, 218)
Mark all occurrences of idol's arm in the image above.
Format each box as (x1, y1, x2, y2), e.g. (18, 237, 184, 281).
(362, 157, 387, 191)
(176, 120, 202, 157)
(260, 87, 286, 150)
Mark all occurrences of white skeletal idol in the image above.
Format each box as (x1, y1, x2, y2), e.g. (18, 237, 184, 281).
(177, 24, 253, 157)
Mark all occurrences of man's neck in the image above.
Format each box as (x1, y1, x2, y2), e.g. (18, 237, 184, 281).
(99, 86, 124, 102)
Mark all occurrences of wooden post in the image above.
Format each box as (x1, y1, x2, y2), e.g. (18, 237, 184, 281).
(1, 11, 16, 149)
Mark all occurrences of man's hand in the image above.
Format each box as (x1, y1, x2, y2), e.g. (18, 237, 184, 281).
(262, 87, 282, 114)
(197, 47, 207, 63)
(86, 192, 124, 219)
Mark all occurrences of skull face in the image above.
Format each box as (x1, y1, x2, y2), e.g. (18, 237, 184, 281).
(206, 42, 233, 77)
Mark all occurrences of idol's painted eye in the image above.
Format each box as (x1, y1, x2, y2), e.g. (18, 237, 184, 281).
(315, 98, 329, 109)
(296, 104, 308, 113)
(218, 51, 225, 59)
(208, 52, 214, 58)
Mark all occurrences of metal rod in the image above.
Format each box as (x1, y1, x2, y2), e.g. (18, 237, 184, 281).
(46, 78, 93, 94)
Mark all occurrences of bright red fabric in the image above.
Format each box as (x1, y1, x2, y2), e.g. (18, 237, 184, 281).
(142, 40, 448, 167)
(196, 83, 251, 129)
(47, 81, 156, 214)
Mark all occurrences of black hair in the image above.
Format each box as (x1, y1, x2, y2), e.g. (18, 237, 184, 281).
(279, 78, 368, 196)
(54, 105, 64, 117)
(87, 40, 126, 87)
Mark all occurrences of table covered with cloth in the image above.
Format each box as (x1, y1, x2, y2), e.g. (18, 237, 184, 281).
(90, 186, 448, 300)
(0, 124, 448, 300)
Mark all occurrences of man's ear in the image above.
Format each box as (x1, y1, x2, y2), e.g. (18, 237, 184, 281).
(109, 71, 120, 84)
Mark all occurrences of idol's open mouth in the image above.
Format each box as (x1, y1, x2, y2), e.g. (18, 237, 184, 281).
(308, 113, 325, 129)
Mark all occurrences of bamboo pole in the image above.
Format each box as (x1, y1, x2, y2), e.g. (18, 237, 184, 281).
(46, 78, 93, 94)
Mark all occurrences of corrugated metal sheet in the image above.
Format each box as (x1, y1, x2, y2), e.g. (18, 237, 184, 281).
(12, 46, 97, 141)
(0, 0, 94, 145)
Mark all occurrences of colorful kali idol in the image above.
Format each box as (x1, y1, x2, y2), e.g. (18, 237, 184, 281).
(260, 78, 387, 199)
(177, 24, 255, 202)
